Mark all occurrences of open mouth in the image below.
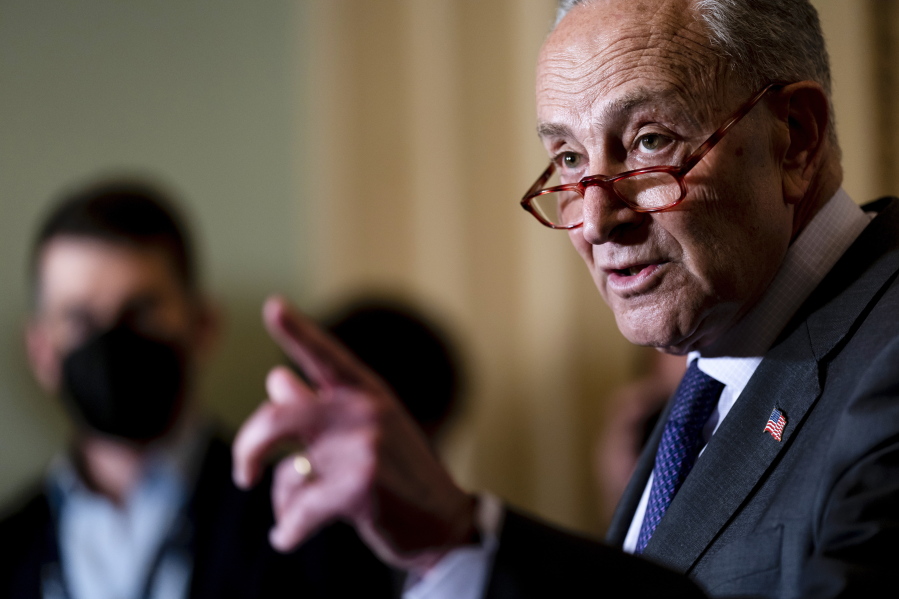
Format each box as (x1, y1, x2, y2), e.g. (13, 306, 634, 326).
(605, 261, 668, 293)
(611, 263, 656, 277)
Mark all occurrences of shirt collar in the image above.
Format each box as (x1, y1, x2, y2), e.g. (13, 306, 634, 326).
(46, 418, 208, 512)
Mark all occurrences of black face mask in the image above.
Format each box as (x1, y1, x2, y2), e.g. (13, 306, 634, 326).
(61, 323, 187, 442)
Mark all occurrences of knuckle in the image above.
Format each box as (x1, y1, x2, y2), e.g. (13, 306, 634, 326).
(360, 425, 385, 452)
(343, 390, 391, 425)
(355, 457, 378, 489)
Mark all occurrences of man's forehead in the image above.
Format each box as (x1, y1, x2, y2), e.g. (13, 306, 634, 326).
(536, 87, 699, 139)
(554, 0, 686, 36)
(537, 0, 725, 123)
(36, 237, 182, 308)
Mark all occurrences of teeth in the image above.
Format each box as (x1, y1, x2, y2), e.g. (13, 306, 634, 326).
(628, 266, 641, 276)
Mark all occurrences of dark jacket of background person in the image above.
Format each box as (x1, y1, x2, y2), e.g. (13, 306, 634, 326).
(0, 434, 394, 599)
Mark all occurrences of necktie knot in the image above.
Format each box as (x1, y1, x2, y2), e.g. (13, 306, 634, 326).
(635, 361, 724, 554)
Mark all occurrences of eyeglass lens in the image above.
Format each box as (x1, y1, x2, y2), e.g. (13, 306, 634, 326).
(529, 170, 682, 228)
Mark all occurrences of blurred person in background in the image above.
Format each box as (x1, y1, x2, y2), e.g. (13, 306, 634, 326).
(0, 179, 393, 599)
(323, 297, 463, 446)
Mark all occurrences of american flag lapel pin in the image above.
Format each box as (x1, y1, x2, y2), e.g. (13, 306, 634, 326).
(764, 406, 787, 442)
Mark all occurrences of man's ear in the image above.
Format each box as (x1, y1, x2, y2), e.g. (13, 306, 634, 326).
(774, 81, 831, 204)
(25, 319, 61, 394)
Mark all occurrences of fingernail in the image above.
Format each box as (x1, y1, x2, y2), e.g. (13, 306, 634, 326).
(268, 368, 294, 405)
(269, 527, 287, 551)
(233, 467, 248, 489)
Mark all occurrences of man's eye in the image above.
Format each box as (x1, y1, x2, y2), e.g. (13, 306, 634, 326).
(556, 152, 583, 169)
(638, 134, 666, 151)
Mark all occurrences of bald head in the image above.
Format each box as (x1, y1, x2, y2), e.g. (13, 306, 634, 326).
(540, 0, 728, 130)
(554, 0, 835, 135)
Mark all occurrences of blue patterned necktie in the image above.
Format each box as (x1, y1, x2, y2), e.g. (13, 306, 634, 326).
(635, 361, 724, 554)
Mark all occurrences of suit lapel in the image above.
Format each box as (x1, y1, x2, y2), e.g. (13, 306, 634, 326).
(641, 197, 899, 571)
(643, 328, 819, 571)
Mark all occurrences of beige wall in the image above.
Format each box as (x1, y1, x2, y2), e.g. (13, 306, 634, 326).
(0, 0, 889, 536)
(813, 0, 880, 201)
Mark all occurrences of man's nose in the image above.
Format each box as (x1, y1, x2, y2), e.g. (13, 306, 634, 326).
(579, 184, 645, 244)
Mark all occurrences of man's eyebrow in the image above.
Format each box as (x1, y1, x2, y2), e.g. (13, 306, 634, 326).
(536, 123, 572, 139)
(600, 90, 655, 119)
(537, 88, 688, 140)
(593, 89, 688, 127)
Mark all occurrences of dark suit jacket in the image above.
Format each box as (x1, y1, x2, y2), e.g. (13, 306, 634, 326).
(487, 197, 899, 598)
(0, 434, 397, 599)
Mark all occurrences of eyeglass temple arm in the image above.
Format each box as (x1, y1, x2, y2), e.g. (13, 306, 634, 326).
(678, 83, 784, 174)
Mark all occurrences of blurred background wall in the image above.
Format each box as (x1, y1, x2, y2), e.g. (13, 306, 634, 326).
(0, 0, 891, 535)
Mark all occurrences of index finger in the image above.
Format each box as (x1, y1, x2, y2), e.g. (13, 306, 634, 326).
(263, 295, 371, 390)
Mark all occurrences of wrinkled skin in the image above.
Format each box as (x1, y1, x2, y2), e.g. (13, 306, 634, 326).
(538, 0, 826, 354)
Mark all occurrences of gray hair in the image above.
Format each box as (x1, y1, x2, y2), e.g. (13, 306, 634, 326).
(555, 0, 835, 142)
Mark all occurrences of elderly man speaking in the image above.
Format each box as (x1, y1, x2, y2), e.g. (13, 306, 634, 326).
(233, 0, 899, 597)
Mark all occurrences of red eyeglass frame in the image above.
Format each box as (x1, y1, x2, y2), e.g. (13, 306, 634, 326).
(521, 82, 786, 230)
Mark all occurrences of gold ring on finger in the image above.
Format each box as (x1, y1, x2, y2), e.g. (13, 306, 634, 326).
(293, 453, 313, 478)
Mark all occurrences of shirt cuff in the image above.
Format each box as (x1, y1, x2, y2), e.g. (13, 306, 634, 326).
(402, 491, 503, 599)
